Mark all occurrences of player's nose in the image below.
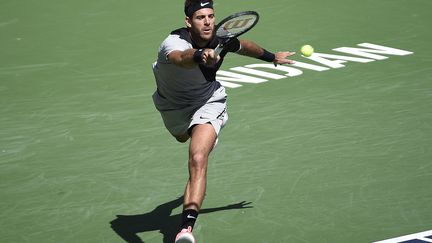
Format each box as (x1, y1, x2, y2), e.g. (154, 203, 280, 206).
(204, 17, 210, 25)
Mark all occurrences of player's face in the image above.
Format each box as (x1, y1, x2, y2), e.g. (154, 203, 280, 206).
(187, 8, 215, 44)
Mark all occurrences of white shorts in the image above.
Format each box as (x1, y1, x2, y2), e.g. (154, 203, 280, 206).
(158, 86, 228, 137)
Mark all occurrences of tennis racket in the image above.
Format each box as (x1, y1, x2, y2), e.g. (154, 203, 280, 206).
(214, 11, 260, 56)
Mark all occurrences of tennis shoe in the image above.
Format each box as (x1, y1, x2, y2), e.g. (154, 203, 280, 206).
(175, 226, 195, 243)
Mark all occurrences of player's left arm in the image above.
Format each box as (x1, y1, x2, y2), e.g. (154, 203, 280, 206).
(237, 39, 296, 65)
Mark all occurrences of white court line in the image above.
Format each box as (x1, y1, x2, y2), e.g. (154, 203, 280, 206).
(373, 230, 432, 243)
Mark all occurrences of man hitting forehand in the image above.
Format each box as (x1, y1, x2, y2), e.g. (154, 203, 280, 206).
(151, 0, 295, 242)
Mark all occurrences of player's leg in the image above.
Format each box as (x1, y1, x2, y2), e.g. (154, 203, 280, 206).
(181, 86, 227, 213)
(184, 123, 217, 211)
(175, 123, 216, 243)
(175, 86, 228, 243)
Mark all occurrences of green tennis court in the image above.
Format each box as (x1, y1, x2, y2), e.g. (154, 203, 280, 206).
(1, 0, 431, 242)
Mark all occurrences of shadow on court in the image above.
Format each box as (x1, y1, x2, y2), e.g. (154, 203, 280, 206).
(110, 196, 253, 243)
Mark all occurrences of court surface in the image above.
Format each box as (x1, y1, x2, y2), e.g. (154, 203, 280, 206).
(1, 0, 431, 242)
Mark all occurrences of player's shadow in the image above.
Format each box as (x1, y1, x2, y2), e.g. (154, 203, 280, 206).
(110, 196, 253, 243)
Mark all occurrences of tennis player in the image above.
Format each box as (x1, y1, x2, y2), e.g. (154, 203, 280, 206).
(152, 0, 295, 242)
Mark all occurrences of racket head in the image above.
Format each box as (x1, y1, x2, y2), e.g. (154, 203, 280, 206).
(215, 11, 259, 39)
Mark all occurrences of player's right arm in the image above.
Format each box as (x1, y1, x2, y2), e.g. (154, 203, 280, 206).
(167, 49, 198, 69)
(168, 49, 219, 68)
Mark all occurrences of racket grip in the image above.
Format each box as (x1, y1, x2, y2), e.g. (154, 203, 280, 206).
(214, 44, 222, 56)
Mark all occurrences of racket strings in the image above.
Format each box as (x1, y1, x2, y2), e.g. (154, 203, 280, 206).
(216, 14, 258, 38)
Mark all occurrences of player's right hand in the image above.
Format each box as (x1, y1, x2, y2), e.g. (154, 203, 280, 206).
(202, 48, 220, 66)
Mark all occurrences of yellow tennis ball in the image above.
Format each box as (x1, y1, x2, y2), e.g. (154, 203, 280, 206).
(301, 45, 314, 57)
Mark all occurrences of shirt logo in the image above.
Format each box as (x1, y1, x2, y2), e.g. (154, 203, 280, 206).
(187, 214, 196, 219)
(200, 2, 210, 7)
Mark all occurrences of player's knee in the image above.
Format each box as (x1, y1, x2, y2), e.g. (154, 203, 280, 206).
(189, 153, 208, 171)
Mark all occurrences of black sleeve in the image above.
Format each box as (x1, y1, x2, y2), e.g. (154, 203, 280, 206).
(224, 38, 241, 53)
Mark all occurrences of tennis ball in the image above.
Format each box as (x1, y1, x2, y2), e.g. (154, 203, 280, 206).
(301, 45, 314, 57)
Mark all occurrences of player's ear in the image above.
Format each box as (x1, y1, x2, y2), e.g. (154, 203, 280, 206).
(185, 16, 192, 28)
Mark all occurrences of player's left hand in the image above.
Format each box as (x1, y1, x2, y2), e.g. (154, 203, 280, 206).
(273, 51, 296, 66)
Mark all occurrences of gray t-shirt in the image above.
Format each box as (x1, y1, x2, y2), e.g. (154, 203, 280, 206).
(152, 28, 240, 111)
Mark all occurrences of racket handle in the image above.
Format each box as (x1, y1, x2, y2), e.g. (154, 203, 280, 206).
(214, 44, 222, 56)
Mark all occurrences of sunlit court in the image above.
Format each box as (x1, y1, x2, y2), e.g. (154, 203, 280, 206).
(1, 0, 431, 242)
